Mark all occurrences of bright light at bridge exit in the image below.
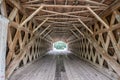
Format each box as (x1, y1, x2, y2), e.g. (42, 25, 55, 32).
(53, 41, 68, 51)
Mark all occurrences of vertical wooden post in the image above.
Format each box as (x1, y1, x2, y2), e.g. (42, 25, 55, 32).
(1, 0, 7, 17)
(0, 15, 9, 80)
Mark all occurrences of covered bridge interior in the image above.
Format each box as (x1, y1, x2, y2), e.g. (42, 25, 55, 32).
(0, 0, 120, 80)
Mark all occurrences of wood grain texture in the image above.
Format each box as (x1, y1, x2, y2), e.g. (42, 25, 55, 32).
(10, 53, 117, 80)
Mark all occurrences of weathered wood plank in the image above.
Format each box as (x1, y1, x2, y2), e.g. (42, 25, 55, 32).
(10, 53, 116, 80)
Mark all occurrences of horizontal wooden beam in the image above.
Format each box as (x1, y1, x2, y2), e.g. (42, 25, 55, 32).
(40, 9, 93, 20)
(78, 0, 108, 6)
(24, 4, 106, 9)
(65, 8, 105, 14)
(25, 0, 107, 6)
(35, 17, 92, 22)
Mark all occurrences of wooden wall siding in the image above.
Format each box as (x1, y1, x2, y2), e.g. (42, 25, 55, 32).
(69, 4, 120, 78)
(2, 1, 51, 79)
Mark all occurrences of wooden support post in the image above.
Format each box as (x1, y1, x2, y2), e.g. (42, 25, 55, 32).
(0, 0, 7, 17)
(78, 19, 93, 34)
(0, 15, 9, 80)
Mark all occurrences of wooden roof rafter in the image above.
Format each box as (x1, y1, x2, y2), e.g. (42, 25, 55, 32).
(24, 0, 108, 6)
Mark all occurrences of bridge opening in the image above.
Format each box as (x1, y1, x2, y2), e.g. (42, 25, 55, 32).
(0, 0, 120, 80)
(53, 41, 68, 51)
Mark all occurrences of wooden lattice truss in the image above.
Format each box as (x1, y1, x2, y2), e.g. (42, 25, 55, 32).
(0, 0, 120, 79)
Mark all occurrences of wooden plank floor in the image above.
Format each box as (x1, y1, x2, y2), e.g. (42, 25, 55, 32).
(64, 55, 112, 80)
(9, 52, 115, 80)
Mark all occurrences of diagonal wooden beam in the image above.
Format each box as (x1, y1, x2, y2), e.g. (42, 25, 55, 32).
(83, 32, 120, 77)
(33, 18, 48, 33)
(68, 39, 80, 44)
(72, 24, 84, 37)
(6, 34, 37, 79)
(70, 29, 80, 39)
(44, 38, 52, 43)
(94, 22, 120, 35)
(6, 26, 51, 79)
(8, 0, 26, 15)
(19, 5, 43, 27)
(8, 7, 18, 21)
(87, 6, 120, 63)
(73, 23, 120, 76)
(42, 30, 52, 39)
(78, 18, 93, 34)
(39, 25, 51, 36)
(48, 35, 54, 41)
(40, 9, 93, 20)
(87, 7, 109, 29)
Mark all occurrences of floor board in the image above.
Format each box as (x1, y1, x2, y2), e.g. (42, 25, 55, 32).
(9, 51, 115, 80)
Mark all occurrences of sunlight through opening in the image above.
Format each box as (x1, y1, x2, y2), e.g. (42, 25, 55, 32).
(53, 41, 68, 51)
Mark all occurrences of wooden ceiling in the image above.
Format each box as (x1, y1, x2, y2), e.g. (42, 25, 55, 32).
(8, 0, 116, 43)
